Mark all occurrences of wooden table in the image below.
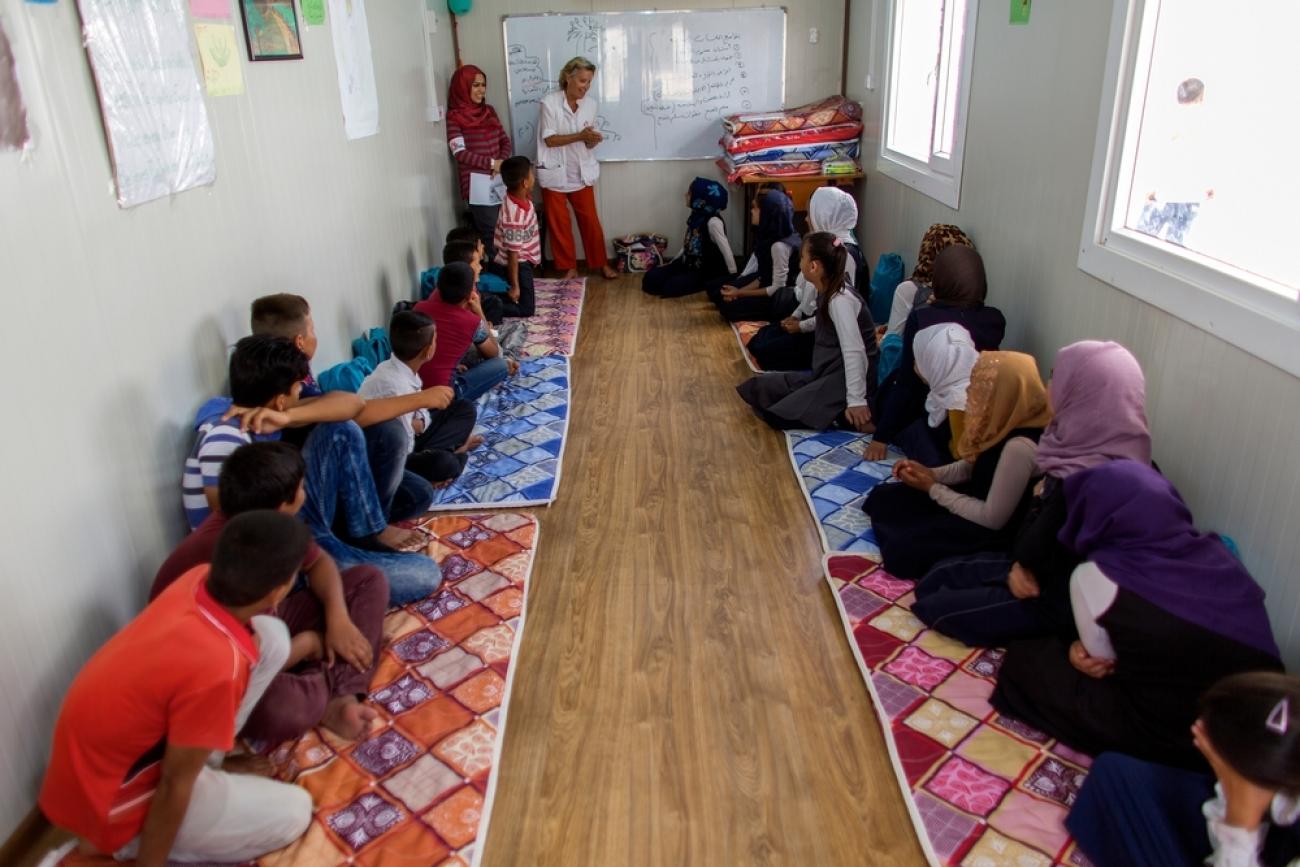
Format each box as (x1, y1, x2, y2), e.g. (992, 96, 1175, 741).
(735, 170, 865, 253)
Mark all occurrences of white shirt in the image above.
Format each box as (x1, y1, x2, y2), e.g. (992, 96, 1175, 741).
(359, 357, 429, 456)
(1205, 788, 1300, 867)
(1069, 562, 1120, 661)
(827, 290, 869, 408)
(537, 89, 600, 192)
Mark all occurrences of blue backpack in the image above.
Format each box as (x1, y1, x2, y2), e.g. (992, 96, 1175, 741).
(317, 357, 373, 394)
(351, 328, 391, 370)
(868, 253, 906, 326)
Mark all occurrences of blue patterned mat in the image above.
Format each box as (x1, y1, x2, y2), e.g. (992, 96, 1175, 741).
(426, 356, 571, 510)
(786, 429, 901, 554)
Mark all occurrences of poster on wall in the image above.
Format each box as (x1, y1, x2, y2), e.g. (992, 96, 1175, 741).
(77, 0, 217, 207)
(328, 0, 378, 139)
(194, 23, 245, 96)
(0, 19, 31, 150)
(238, 0, 302, 60)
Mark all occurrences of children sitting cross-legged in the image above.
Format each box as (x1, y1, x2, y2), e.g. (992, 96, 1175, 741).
(909, 340, 1152, 647)
(707, 185, 802, 321)
(736, 231, 878, 432)
(745, 186, 863, 371)
(439, 238, 504, 326)
(641, 177, 738, 298)
(863, 351, 1051, 580)
(488, 155, 541, 318)
(420, 226, 511, 305)
(361, 310, 482, 489)
(186, 334, 442, 604)
(158, 440, 387, 744)
(249, 293, 445, 541)
(1068, 672, 1300, 867)
(415, 261, 518, 402)
(39, 512, 314, 865)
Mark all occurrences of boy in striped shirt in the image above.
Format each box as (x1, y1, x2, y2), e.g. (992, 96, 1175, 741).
(490, 156, 541, 318)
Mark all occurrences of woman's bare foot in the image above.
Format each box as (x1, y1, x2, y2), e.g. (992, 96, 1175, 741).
(222, 752, 273, 776)
(600, 265, 620, 279)
(377, 524, 427, 552)
(561, 268, 579, 280)
(455, 434, 485, 454)
(286, 630, 324, 668)
(321, 695, 378, 741)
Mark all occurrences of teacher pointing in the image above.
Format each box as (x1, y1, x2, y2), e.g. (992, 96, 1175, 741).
(537, 56, 619, 280)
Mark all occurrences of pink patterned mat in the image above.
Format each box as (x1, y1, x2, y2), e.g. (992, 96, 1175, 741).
(496, 278, 584, 359)
(731, 320, 765, 372)
(825, 553, 1095, 867)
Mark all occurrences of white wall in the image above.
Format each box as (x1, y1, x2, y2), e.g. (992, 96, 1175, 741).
(0, 0, 460, 838)
(451, 0, 848, 256)
(847, 1, 1300, 666)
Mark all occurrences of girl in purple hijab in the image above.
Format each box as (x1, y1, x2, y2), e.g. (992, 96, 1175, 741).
(992, 460, 1281, 771)
(912, 341, 1153, 647)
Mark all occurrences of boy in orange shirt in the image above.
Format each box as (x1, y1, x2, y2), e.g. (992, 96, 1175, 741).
(40, 513, 314, 865)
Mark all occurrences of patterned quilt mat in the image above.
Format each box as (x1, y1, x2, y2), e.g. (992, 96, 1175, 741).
(731, 320, 765, 373)
(825, 553, 1093, 866)
(495, 277, 584, 359)
(427, 355, 570, 510)
(258, 513, 539, 867)
(786, 429, 899, 554)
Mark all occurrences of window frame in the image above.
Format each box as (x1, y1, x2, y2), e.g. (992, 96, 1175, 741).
(1079, 0, 1300, 377)
(876, 0, 980, 210)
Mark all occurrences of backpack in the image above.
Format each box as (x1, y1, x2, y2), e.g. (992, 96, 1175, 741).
(351, 327, 391, 370)
(613, 234, 669, 273)
(317, 356, 374, 394)
(868, 252, 906, 326)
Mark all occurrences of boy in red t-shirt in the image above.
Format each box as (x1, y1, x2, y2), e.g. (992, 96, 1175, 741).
(40, 512, 314, 865)
(414, 262, 516, 402)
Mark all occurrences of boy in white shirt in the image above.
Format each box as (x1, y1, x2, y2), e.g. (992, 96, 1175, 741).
(359, 311, 481, 488)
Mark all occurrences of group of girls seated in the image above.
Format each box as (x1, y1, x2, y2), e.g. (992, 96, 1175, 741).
(644, 200, 1296, 865)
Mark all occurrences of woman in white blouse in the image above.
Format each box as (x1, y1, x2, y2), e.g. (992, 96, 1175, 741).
(536, 57, 619, 280)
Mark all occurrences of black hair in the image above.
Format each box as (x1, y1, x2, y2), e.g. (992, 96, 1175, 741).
(437, 261, 475, 304)
(228, 334, 311, 408)
(1200, 672, 1300, 794)
(445, 226, 480, 246)
(218, 442, 305, 516)
(756, 181, 787, 195)
(804, 231, 851, 319)
(500, 155, 532, 192)
(250, 293, 311, 339)
(1177, 77, 1205, 104)
(206, 511, 311, 607)
(442, 240, 478, 267)
(390, 309, 436, 362)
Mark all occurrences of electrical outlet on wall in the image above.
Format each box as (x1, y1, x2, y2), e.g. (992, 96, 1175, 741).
(809, 27, 819, 43)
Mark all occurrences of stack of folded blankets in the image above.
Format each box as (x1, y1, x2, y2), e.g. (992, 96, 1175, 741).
(717, 95, 863, 183)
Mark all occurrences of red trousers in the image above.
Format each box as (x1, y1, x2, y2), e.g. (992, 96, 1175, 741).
(542, 185, 608, 270)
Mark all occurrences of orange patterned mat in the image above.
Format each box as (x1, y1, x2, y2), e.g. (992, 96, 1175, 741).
(257, 512, 538, 867)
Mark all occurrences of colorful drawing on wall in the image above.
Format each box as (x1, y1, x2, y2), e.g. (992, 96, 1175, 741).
(1010, 0, 1031, 24)
(0, 19, 30, 151)
(195, 23, 245, 96)
(190, 0, 230, 18)
(238, 0, 302, 60)
(301, 0, 325, 26)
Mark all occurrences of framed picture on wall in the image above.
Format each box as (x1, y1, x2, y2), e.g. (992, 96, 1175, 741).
(238, 0, 303, 61)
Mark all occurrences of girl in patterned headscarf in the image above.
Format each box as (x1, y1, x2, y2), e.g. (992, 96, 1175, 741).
(863, 351, 1051, 580)
(641, 177, 738, 298)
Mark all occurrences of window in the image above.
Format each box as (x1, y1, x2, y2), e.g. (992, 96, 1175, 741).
(877, 0, 978, 208)
(1080, 0, 1299, 376)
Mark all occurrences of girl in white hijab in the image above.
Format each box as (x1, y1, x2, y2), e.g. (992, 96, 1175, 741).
(913, 323, 980, 460)
(749, 187, 862, 371)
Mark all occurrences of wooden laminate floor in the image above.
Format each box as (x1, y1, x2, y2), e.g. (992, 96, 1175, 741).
(481, 276, 926, 866)
(7, 275, 928, 867)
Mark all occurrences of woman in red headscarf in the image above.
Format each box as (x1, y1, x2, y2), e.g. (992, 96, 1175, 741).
(446, 65, 513, 262)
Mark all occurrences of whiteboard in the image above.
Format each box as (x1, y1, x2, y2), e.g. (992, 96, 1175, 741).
(502, 9, 786, 162)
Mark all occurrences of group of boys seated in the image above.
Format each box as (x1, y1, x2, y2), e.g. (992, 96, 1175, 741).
(35, 156, 550, 866)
